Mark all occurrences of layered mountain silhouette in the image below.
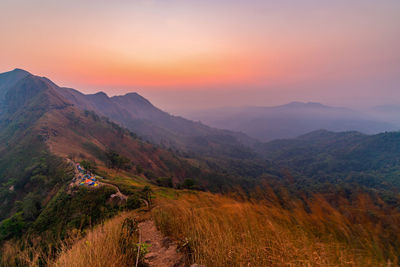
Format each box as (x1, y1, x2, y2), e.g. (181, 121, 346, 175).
(1, 69, 259, 156)
(2, 68, 399, 200)
(0, 68, 281, 220)
(256, 129, 400, 193)
(186, 102, 397, 141)
(368, 104, 400, 127)
(0, 69, 220, 220)
(55, 82, 257, 158)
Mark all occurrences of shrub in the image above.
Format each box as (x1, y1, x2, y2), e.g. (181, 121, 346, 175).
(183, 178, 196, 189)
(136, 165, 143, 174)
(126, 196, 141, 210)
(0, 212, 25, 241)
(105, 150, 130, 170)
(80, 160, 97, 173)
(156, 177, 173, 188)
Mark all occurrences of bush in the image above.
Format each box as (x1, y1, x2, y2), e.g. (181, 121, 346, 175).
(136, 165, 143, 174)
(33, 186, 118, 236)
(22, 193, 41, 221)
(80, 160, 98, 173)
(0, 212, 25, 241)
(105, 150, 130, 170)
(144, 170, 156, 179)
(156, 177, 173, 188)
(183, 178, 196, 189)
(126, 196, 141, 210)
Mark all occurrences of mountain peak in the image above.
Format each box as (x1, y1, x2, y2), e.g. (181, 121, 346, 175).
(125, 92, 140, 97)
(0, 69, 33, 100)
(112, 92, 153, 107)
(95, 91, 108, 97)
(0, 68, 31, 79)
(122, 92, 147, 101)
(283, 101, 327, 109)
(11, 68, 31, 75)
(89, 91, 109, 98)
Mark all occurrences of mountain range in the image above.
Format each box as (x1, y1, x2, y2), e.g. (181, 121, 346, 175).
(0, 69, 219, 220)
(185, 102, 398, 141)
(1, 68, 400, 218)
(55, 83, 257, 158)
(0, 68, 280, 221)
(2, 68, 400, 265)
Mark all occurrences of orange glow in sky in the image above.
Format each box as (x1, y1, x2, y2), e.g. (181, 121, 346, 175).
(1, 0, 399, 110)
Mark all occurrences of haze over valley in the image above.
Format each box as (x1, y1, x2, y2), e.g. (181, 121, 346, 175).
(1, 1, 400, 266)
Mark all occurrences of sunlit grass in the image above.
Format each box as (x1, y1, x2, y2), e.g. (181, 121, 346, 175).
(152, 191, 399, 267)
(3, 184, 399, 267)
(54, 212, 140, 267)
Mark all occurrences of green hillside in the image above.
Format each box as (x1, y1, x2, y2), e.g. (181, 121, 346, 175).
(258, 130, 400, 203)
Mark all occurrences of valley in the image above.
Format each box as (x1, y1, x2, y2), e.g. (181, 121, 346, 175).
(0, 69, 399, 266)
(2, 1, 399, 265)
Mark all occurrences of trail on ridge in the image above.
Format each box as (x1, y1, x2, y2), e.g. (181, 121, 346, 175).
(139, 220, 185, 267)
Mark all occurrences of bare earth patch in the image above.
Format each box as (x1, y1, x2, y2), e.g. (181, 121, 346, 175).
(139, 220, 184, 267)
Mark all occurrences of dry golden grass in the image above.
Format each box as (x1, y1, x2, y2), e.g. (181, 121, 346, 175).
(1, 212, 140, 267)
(53, 212, 140, 267)
(1, 240, 46, 267)
(152, 191, 399, 267)
(3, 189, 399, 267)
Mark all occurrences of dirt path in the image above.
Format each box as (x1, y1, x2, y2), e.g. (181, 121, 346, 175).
(139, 220, 185, 267)
(67, 160, 187, 266)
(98, 180, 128, 200)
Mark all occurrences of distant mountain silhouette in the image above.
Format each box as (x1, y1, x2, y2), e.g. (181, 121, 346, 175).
(0, 68, 227, 220)
(368, 104, 400, 126)
(186, 102, 397, 141)
(0, 69, 258, 161)
(2, 68, 400, 246)
(0, 69, 198, 176)
(55, 81, 257, 157)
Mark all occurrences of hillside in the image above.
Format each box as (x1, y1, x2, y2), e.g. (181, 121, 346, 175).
(0, 71, 74, 222)
(257, 129, 400, 202)
(56, 86, 258, 158)
(4, 180, 400, 266)
(2, 69, 400, 206)
(0, 69, 236, 239)
(0, 69, 281, 248)
(185, 102, 397, 141)
(1, 69, 400, 266)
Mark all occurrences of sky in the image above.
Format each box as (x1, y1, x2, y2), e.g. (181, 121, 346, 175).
(1, 0, 399, 113)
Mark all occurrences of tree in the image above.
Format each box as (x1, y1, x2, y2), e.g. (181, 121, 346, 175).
(105, 150, 130, 171)
(156, 177, 173, 188)
(183, 178, 196, 189)
(80, 160, 97, 173)
(126, 196, 141, 210)
(136, 165, 143, 174)
(22, 193, 41, 221)
(0, 212, 25, 240)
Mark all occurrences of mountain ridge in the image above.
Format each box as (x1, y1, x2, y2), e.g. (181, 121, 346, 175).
(185, 102, 398, 141)
(0, 69, 217, 221)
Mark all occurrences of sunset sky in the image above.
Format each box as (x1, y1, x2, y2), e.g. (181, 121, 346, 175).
(1, 0, 399, 112)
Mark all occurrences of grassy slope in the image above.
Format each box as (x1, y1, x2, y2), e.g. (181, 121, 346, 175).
(257, 130, 400, 207)
(2, 73, 400, 266)
(152, 192, 400, 267)
(41, 106, 199, 181)
(32, 172, 399, 267)
(54, 211, 141, 267)
(0, 74, 209, 263)
(0, 76, 74, 222)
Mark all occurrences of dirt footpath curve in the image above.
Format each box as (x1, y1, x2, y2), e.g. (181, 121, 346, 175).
(139, 220, 185, 267)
